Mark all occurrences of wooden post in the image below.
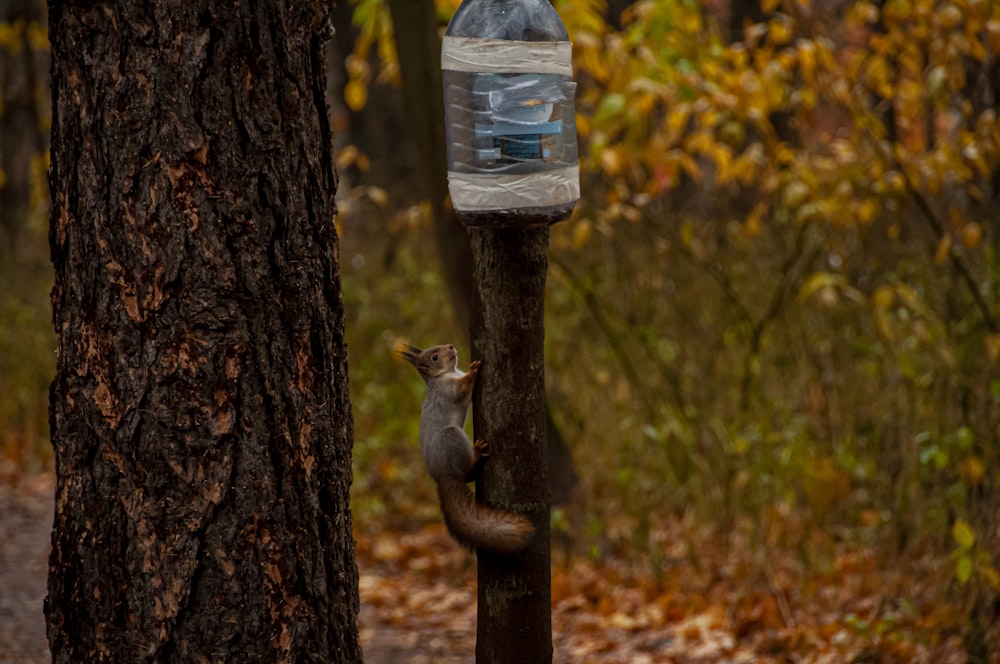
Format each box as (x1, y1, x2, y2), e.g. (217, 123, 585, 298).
(469, 225, 552, 664)
(442, 3, 577, 660)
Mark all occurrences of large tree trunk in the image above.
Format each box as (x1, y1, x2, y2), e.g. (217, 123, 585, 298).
(45, 1, 362, 662)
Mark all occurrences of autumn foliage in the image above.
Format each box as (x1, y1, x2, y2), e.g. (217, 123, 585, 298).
(335, 0, 1000, 659)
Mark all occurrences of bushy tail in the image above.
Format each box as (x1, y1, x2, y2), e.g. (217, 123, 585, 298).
(436, 477, 534, 554)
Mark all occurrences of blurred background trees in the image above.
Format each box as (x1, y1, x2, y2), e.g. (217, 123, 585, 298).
(0, 0, 49, 475)
(2, 0, 998, 653)
(337, 0, 1000, 643)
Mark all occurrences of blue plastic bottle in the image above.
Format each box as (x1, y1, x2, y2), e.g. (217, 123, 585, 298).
(442, 0, 580, 226)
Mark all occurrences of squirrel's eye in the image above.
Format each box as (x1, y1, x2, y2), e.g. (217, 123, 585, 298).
(431, 354, 438, 361)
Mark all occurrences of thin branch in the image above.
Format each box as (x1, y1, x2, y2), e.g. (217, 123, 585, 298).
(549, 253, 644, 388)
(549, 252, 684, 417)
(739, 220, 822, 412)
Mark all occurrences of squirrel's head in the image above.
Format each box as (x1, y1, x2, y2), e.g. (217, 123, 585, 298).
(400, 344, 458, 379)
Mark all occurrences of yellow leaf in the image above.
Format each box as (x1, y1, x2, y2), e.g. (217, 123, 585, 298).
(762, 0, 783, 12)
(730, 144, 763, 184)
(685, 130, 713, 153)
(572, 218, 593, 249)
(989, 20, 1000, 55)
(0, 21, 22, 54)
(963, 143, 991, 179)
(697, 107, 720, 132)
(797, 39, 816, 84)
(936, 3, 962, 30)
(600, 147, 625, 176)
(952, 518, 976, 550)
(727, 45, 749, 70)
(712, 144, 734, 182)
(774, 143, 797, 166)
(345, 79, 368, 111)
(934, 234, 953, 265)
(885, 170, 906, 193)
(960, 457, 985, 486)
(768, 17, 792, 46)
(718, 121, 746, 149)
(27, 21, 48, 50)
(744, 201, 767, 236)
(782, 180, 810, 209)
(866, 55, 894, 99)
(798, 272, 847, 303)
(884, 0, 913, 23)
(345, 53, 370, 80)
(577, 47, 610, 84)
(336, 144, 370, 172)
(666, 105, 690, 141)
(678, 152, 702, 182)
(980, 564, 1000, 591)
(957, 556, 973, 585)
(680, 10, 703, 34)
(857, 198, 879, 223)
(761, 62, 788, 109)
(962, 223, 983, 248)
(872, 284, 894, 311)
(635, 92, 655, 116)
(365, 186, 389, 207)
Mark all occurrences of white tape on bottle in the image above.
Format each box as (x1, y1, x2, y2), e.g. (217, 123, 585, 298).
(448, 165, 580, 211)
(442, 35, 578, 212)
(441, 36, 573, 75)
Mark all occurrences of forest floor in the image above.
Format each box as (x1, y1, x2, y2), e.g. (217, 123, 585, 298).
(0, 474, 987, 663)
(0, 474, 51, 664)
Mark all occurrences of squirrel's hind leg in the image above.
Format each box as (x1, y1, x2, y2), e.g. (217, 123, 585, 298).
(425, 425, 476, 481)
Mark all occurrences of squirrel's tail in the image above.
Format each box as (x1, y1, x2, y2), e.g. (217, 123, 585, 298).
(436, 477, 534, 554)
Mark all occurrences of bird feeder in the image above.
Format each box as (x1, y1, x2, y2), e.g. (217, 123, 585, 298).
(442, 0, 580, 226)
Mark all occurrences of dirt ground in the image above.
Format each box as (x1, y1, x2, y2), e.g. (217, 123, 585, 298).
(0, 474, 52, 664)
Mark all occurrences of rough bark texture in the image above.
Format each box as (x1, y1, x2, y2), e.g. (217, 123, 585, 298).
(469, 226, 552, 664)
(46, 1, 362, 662)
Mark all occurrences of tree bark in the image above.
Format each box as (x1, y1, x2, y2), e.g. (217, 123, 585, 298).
(46, 1, 362, 662)
(469, 226, 552, 664)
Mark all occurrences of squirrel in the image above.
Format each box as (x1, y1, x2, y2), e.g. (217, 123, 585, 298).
(400, 343, 534, 554)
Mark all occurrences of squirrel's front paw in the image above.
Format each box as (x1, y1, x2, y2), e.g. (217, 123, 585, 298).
(473, 439, 490, 458)
(468, 360, 482, 374)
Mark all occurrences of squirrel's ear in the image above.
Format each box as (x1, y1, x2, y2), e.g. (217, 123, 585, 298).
(399, 344, 422, 364)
